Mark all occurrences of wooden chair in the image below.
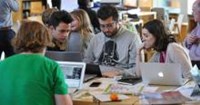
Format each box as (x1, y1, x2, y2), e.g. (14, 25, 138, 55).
(151, 7, 165, 21)
(168, 14, 184, 42)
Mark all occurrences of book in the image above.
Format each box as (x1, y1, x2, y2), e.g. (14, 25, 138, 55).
(142, 91, 191, 104)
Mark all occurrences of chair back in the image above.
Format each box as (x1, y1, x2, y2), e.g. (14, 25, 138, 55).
(151, 8, 165, 21)
(177, 14, 184, 32)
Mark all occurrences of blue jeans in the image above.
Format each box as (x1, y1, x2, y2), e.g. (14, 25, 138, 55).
(0, 29, 15, 58)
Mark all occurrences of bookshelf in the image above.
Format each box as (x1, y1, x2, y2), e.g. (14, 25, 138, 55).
(12, 0, 23, 22)
(22, 0, 31, 18)
(22, 0, 42, 18)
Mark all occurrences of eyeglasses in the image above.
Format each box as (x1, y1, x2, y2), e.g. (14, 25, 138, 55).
(100, 21, 116, 30)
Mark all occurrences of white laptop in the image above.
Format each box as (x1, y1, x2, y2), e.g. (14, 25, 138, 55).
(140, 63, 183, 86)
(57, 61, 86, 92)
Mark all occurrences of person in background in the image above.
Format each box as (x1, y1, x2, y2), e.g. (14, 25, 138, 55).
(0, 21, 72, 105)
(136, 19, 192, 79)
(69, 9, 94, 56)
(0, 0, 19, 58)
(184, 0, 200, 68)
(51, 0, 61, 10)
(84, 5, 142, 77)
(47, 10, 73, 51)
(42, 0, 61, 10)
(42, 0, 48, 10)
(42, 7, 58, 27)
(78, 0, 100, 33)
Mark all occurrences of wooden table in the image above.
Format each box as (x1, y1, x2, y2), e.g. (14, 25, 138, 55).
(72, 78, 188, 105)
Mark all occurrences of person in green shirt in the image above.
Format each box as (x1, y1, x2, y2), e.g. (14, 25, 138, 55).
(0, 21, 73, 105)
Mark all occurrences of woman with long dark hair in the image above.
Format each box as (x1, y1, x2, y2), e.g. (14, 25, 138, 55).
(136, 19, 192, 79)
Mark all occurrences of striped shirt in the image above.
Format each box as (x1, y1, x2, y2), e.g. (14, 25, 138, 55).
(184, 23, 200, 61)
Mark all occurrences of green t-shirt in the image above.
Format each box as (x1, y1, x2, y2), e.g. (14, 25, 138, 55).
(0, 54, 68, 105)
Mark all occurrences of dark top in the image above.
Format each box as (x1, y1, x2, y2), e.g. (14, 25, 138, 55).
(42, 0, 47, 9)
(80, 7, 100, 33)
(42, 0, 61, 10)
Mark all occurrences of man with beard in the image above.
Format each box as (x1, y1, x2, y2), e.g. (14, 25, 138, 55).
(84, 5, 142, 77)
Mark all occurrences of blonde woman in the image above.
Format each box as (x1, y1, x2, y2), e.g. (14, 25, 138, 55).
(69, 9, 94, 55)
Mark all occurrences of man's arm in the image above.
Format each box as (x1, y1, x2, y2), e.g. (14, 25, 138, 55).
(83, 37, 95, 63)
(124, 33, 143, 76)
(55, 94, 73, 105)
(8, 0, 19, 12)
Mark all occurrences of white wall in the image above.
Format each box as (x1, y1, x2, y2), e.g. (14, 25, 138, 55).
(61, 0, 78, 12)
(180, 0, 188, 22)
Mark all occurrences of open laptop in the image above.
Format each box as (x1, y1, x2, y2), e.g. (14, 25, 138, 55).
(140, 63, 183, 86)
(84, 64, 102, 82)
(57, 61, 86, 93)
(45, 51, 82, 62)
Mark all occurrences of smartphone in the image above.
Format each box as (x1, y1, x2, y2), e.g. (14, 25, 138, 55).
(89, 82, 101, 87)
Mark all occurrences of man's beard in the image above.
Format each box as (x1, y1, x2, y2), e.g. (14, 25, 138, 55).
(104, 32, 114, 38)
(103, 30, 118, 38)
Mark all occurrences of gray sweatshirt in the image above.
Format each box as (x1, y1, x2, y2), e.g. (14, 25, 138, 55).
(84, 26, 142, 76)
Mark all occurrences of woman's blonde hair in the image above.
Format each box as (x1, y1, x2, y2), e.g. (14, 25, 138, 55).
(70, 9, 93, 41)
(12, 21, 51, 53)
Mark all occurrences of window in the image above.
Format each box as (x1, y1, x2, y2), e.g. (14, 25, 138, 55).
(123, 0, 138, 7)
(188, 0, 196, 14)
(153, 0, 180, 13)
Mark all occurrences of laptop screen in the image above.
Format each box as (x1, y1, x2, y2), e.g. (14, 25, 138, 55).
(57, 61, 86, 89)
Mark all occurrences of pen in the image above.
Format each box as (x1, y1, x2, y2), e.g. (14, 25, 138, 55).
(138, 85, 144, 94)
(104, 84, 112, 93)
(73, 89, 79, 94)
(118, 82, 133, 86)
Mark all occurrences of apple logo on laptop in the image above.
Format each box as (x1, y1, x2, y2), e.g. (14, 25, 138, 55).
(158, 72, 164, 78)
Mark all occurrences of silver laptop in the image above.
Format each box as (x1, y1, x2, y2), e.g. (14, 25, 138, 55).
(57, 61, 86, 91)
(140, 63, 183, 86)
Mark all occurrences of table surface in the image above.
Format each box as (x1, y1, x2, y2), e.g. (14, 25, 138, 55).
(71, 78, 199, 105)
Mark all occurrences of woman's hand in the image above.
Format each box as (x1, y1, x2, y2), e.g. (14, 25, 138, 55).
(187, 35, 199, 44)
(137, 43, 145, 54)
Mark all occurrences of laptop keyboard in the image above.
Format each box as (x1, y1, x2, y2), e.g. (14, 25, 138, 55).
(118, 77, 142, 85)
(191, 85, 200, 96)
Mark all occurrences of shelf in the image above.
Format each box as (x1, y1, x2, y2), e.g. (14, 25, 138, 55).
(22, 0, 31, 2)
(22, 9, 30, 11)
(22, 0, 42, 19)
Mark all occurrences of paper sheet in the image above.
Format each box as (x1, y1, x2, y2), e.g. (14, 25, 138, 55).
(90, 92, 129, 102)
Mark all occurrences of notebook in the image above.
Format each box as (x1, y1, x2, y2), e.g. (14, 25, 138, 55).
(140, 63, 183, 86)
(45, 51, 82, 62)
(57, 61, 86, 90)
